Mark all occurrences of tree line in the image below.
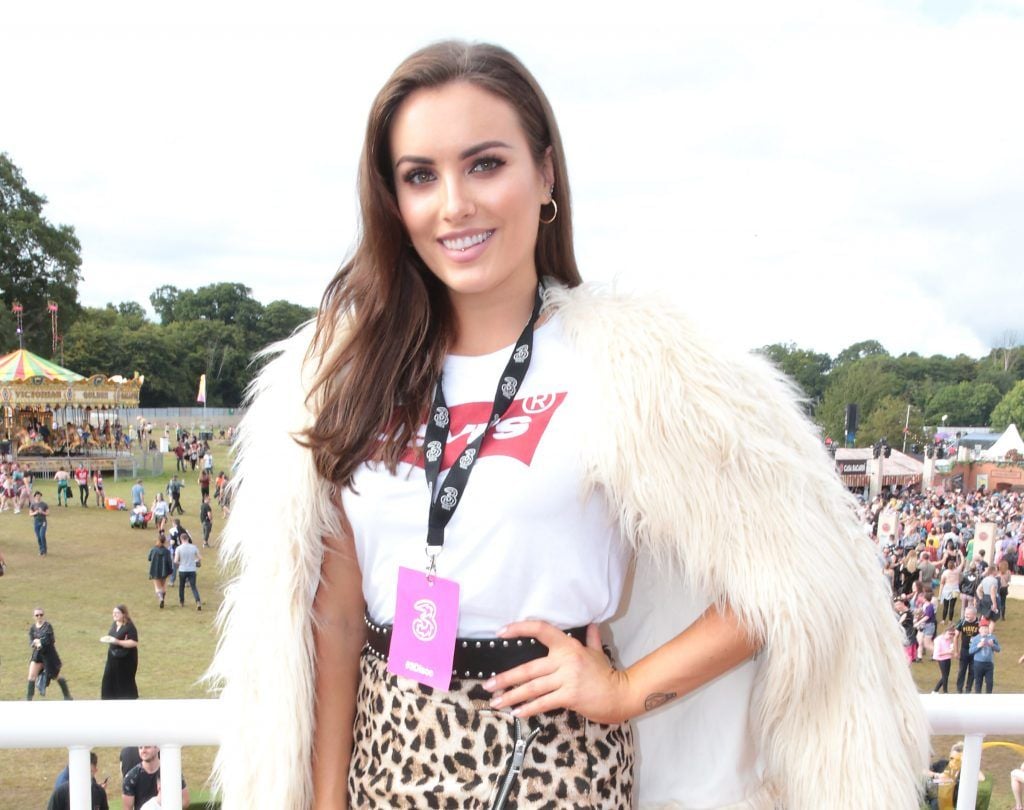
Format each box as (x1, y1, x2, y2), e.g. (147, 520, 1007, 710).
(759, 338, 1024, 450)
(5, 151, 1023, 424)
(1, 152, 315, 406)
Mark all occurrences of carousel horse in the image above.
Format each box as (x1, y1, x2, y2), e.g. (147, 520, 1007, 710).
(96, 422, 113, 452)
(15, 427, 52, 456)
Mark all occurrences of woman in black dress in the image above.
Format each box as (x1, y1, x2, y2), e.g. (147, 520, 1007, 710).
(101, 604, 139, 699)
(147, 532, 174, 609)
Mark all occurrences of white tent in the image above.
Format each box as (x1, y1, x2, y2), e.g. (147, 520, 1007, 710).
(981, 423, 1024, 460)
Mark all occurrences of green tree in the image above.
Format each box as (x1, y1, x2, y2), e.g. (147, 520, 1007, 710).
(924, 382, 1002, 427)
(62, 305, 181, 406)
(166, 319, 250, 406)
(977, 354, 1022, 393)
(857, 396, 921, 449)
(173, 283, 263, 333)
(0, 153, 82, 355)
(834, 340, 888, 367)
(757, 343, 832, 403)
(816, 356, 902, 444)
(258, 299, 317, 347)
(150, 285, 181, 325)
(990, 381, 1024, 431)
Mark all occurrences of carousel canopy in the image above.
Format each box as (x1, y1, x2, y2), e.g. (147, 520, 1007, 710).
(0, 349, 85, 382)
(0, 349, 142, 410)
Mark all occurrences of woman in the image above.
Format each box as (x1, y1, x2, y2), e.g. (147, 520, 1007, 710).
(26, 608, 73, 700)
(932, 625, 956, 693)
(148, 533, 174, 609)
(998, 559, 1012, 620)
(914, 589, 937, 662)
(939, 557, 963, 622)
(900, 549, 921, 596)
(151, 492, 169, 532)
(93, 468, 106, 509)
(939, 539, 961, 569)
(208, 42, 927, 809)
(101, 604, 139, 699)
(198, 468, 211, 501)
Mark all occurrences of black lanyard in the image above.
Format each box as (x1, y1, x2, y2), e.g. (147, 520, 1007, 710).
(423, 286, 543, 560)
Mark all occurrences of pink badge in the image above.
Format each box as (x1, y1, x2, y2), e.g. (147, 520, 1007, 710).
(388, 566, 460, 691)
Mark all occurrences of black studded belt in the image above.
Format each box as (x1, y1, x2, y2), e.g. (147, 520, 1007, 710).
(363, 613, 589, 680)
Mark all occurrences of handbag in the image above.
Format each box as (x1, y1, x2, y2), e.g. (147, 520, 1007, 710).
(195, 560, 202, 568)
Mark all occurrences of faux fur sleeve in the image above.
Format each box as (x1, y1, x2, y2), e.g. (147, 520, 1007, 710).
(206, 322, 340, 810)
(550, 284, 930, 810)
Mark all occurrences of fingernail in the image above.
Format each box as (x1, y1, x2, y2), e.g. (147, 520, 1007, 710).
(484, 678, 496, 690)
(489, 697, 502, 708)
(511, 708, 521, 717)
(497, 626, 508, 637)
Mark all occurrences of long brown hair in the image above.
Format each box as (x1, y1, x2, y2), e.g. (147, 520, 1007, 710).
(303, 41, 581, 486)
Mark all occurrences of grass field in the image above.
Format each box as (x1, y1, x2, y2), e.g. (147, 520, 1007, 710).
(3, 455, 1024, 808)
(1, 452, 226, 809)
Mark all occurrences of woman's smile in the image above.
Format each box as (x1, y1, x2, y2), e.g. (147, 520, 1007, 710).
(390, 81, 552, 307)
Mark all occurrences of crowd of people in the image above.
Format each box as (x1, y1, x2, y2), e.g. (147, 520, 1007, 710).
(866, 487, 1024, 806)
(870, 488, 1021, 694)
(45, 744, 189, 809)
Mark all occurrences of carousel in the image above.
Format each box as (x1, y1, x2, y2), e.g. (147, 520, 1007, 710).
(0, 348, 144, 472)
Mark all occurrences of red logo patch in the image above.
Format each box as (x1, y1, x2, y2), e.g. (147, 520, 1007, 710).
(402, 393, 568, 469)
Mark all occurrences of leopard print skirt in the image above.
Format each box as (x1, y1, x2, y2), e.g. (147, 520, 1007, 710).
(348, 651, 635, 808)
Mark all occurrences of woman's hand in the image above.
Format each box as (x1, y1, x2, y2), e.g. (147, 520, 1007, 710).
(484, 621, 630, 724)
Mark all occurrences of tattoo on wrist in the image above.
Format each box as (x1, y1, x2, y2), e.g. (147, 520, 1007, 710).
(643, 692, 677, 712)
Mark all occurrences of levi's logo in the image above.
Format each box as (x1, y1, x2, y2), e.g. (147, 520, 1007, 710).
(401, 393, 567, 469)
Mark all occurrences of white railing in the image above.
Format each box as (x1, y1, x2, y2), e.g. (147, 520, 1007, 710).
(921, 693, 1024, 809)
(4, 695, 1024, 810)
(0, 699, 223, 810)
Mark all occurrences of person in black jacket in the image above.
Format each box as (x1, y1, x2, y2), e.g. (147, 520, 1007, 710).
(27, 608, 73, 700)
(47, 751, 109, 810)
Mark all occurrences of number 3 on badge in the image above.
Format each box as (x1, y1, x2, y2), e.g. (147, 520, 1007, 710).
(412, 599, 438, 642)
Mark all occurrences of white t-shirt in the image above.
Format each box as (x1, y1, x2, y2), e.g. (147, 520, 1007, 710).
(175, 542, 200, 572)
(343, 316, 630, 637)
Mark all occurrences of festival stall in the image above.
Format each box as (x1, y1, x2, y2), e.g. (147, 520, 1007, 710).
(0, 348, 143, 459)
(835, 447, 923, 492)
(981, 423, 1024, 461)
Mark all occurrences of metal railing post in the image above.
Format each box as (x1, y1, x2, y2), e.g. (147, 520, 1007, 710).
(956, 732, 985, 810)
(161, 743, 184, 810)
(68, 744, 91, 810)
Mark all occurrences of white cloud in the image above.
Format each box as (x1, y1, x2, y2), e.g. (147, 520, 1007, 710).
(2, 0, 1021, 361)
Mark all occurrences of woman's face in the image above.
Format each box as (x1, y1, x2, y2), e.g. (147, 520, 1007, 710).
(112, 608, 123, 623)
(390, 81, 553, 308)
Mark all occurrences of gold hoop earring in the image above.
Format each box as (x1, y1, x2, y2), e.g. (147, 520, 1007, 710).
(540, 198, 558, 225)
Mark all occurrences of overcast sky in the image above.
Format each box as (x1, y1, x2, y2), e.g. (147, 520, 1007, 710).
(4, 0, 1022, 359)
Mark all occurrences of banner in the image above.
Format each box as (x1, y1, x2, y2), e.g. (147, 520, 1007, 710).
(196, 374, 207, 405)
(877, 509, 899, 543)
(974, 522, 997, 567)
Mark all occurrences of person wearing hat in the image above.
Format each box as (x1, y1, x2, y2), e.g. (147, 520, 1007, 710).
(969, 617, 1001, 694)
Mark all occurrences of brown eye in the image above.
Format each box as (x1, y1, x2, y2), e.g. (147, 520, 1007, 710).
(404, 168, 435, 185)
(470, 156, 505, 174)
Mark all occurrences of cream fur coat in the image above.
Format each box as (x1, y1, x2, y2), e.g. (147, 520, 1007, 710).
(207, 283, 929, 809)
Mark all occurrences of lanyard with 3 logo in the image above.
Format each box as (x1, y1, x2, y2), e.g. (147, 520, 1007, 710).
(387, 284, 543, 691)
